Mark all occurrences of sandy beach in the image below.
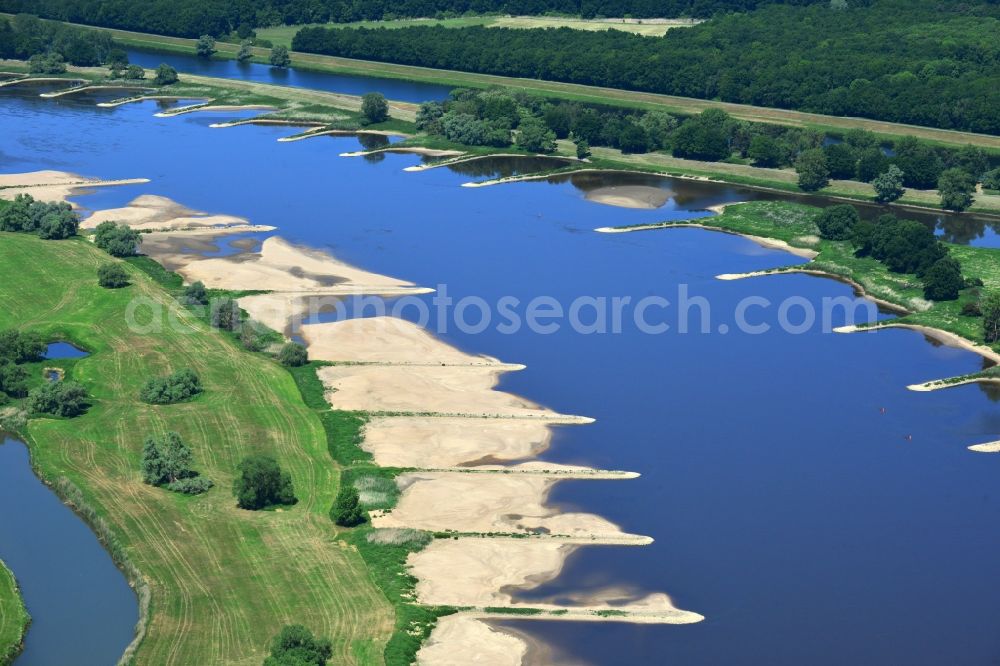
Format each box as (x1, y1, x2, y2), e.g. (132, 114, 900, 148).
(416, 614, 527, 666)
(81, 194, 255, 231)
(835, 323, 1000, 365)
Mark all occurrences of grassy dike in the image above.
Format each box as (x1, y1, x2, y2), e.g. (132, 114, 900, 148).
(0, 561, 28, 666)
(603, 201, 1000, 363)
(0, 231, 397, 664)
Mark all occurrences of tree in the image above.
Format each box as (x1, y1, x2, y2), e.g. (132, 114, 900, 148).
(211, 297, 241, 331)
(0, 362, 28, 399)
(139, 368, 202, 404)
(26, 381, 87, 417)
(182, 281, 208, 306)
(29, 53, 66, 74)
(195, 35, 216, 58)
(264, 625, 333, 666)
(278, 342, 308, 367)
(237, 40, 253, 63)
(672, 116, 730, 161)
(953, 145, 988, 181)
(867, 216, 946, 275)
(515, 117, 556, 153)
(360, 92, 389, 125)
(855, 147, 888, 183)
(153, 63, 178, 86)
(872, 165, 905, 204)
(94, 221, 142, 256)
(618, 123, 650, 154)
(37, 207, 79, 239)
(415, 101, 444, 134)
(894, 136, 942, 189)
(747, 135, 782, 167)
(331, 486, 364, 527)
(141, 431, 212, 493)
(124, 64, 145, 80)
(983, 292, 1000, 343)
(574, 137, 591, 160)
(938, 168, 975, 212)
(983, 168, 1000, 191)
(794, 148, 830, 192)
(816, 205, 860, 241)
(922, 257, 964, 301)
(823, 142, 857, 179)
(0, 330, 45, 364)
(233, 455, 296, 510)
(98, 263, 129, 288)
(269, 44, 290, 68)
(106, 48, 128, 69)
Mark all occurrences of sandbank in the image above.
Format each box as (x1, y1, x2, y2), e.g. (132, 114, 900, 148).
(278, 128, 408, 143)
(968, 441, 1000, 453)
(360, 416, 555, 467)
(344, 147, 463, 159)
(81, 194, 253, 231)
(154, 103, 276, 117)
(373, 471, 629, 537)
(416, 614, 527, 666)
(301, 317, 505, 366)
(317, 364, 563, 416)
(177, 236, 423, 293)
(597, 221, 819, 259)
(0, 170, 149, 204)
(585, 185, 670, 209)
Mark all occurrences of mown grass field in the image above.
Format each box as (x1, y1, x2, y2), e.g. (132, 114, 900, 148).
(0, 561, 28, 666)
(11, 13, 1000, 153)
(0, 233, 394, 665)
(256, 16, 699, 47)
(634, 201, 1000, 346)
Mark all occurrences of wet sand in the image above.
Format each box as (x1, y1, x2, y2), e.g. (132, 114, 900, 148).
(585, 185, 670, 209)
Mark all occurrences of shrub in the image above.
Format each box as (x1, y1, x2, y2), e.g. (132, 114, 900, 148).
(794, 148, 830, 192)
(0, 330, 45, 364)
(961, 302, 982, 317)
(0, 361, 28, 398)
(26, 381, 87, 417)
(816, 205, 860, 241)
(233, 455, 296, 510)
(98, 263, 129, 288)
(153, 63, 178, 86)
(166, 477, 214, 495)
(265, 625, 332, 666)
(278, 342, 308, 367)
(181, 281, 208, 305)
(872, 165, 905, 203)
(983, 292, 1000, 343)
(269, 44, 290, 68)
(331, 485, 365, 527)
(139, 368, 202, 404)
(361, 92, 389, 125)
(195, 35, 216, 58)
(94, 221, 142, 257)
(921, 257, 964, 301)
(983, 168, 1000, 191)
(938, 167, 976, 212)
(123, 64, 145, 80)
(211, 297, 241, 331)
(142, 431, 212, 494)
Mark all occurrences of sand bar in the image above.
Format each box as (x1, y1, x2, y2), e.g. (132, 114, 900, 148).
(968, 441, 1000, 453)
(0, 170, 149, 204)
(301, 317, 505, 366)
(374, 471, 628, 537)
(416, 614, 526, 666)
(361, 416, 556, 467)
(585, 185, 670, 209)
(81, 194, 254, 231)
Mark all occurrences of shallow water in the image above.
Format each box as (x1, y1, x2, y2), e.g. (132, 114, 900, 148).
(3, 80, 1000, 665)
(0, 437, 137, 665)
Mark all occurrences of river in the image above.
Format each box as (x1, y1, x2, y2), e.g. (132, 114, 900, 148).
(2, 60, 1000, 665)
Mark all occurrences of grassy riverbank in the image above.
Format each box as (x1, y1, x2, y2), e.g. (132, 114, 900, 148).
(605, 201, 1000, 353)
(0, 561, 28, 666)
(7, 13, 1000, 153)
(0, 232, 394, 664)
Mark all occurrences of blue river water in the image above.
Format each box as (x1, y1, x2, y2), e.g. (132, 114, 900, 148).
(0, 437, 136, 666)
(2, 71, 1000, 665)
(124, 47, 452, 103)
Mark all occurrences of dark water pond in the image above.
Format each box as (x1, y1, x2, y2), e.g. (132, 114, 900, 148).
(3, 77, 1000, 665)
(0, 437, 137, 665)
(125, 47, 452, 103)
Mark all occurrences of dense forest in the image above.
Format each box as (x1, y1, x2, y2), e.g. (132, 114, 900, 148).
(294, 0, 1000, 134)
(0, 0, 827, 36)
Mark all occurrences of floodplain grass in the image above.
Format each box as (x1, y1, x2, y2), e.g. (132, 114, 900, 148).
(0, 560, 28, 666)
(0, 233, 395, 664)
(255, 16, 699, 47)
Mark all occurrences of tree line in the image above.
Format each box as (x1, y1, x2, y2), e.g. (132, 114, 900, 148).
(417, 87, 998, 205)
(294, 0, 1000, 134)
(0, 0, 827, 38)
